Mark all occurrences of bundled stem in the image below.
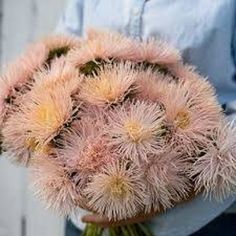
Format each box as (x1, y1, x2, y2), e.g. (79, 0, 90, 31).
(82, 223, 154, 236)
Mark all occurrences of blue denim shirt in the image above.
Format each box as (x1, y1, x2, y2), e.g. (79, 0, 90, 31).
(56, 1, 236, 235)
(56, 0, 236, 105)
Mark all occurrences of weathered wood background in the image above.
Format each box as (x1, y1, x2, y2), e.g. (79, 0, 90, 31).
(0, 1, 68, 236)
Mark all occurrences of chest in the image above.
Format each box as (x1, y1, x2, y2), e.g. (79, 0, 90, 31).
(81, 0, 234, 48)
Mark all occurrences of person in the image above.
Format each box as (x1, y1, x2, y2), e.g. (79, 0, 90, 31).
(56, 0, 236, 235)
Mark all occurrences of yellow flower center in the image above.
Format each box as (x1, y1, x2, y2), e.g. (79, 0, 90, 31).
(124, 120, 144, 142)
(174, 110, 190, 129)
(25, 137, 39, 152)
(25, 137, 51, 154)
(85, 76, 121, 104)
(109, 176, 130, 199)
(97, 79, 117, 102)
(34, 103, 60, 131)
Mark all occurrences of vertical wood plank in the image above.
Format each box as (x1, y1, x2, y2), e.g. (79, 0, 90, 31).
(32, 0, 68, 38)
(25, 1, 67, 236)
(0, 0, 3, 64)
(0, 157, 23, 236)
(0, 0, 68, 236)
(0, 0, 29, 234)
(1, 0, 32, 63)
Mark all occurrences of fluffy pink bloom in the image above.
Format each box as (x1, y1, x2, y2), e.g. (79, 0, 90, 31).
(1, 42, 48, 88)
(136, 38, 181, 65)
(170, 63, 217, 98)
(42, 34, 81, 52)
(32, 56, 82, 95)
(21, 87, 76, 143)
(57, 116, 115, 173)
(0, 34, 80, 126)
(69, 29, 181, 68)
(135, 68, 172, 102)
(144, 150, 191, 213)
(157, 79, 222, 155)
(29, 156, 78, 215)
(191, 120, 236, 201)
(79, 62, 138, 106)
(106, 101, 166, 162)
(68, 29, 139, 67)
(0, 42, 48, 125)
(84, 160, 146, 220)
(136, 69, 220, 159)
(1, 86, 80, 165)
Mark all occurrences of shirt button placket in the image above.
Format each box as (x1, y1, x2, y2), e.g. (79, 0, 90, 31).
(130, 0, 145, 39)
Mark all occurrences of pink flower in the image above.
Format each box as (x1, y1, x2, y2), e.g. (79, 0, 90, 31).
(106, 101, 166, 162)
(136, 38, 181, 65)
(84, 160, 146, 220)
(0, 34, 80, 127)
(2, 112, 55, 166)
(1, 42, 48, 88)
(157, 79, 222, 155)
(0, 42, 48, 125)
(135, 68, 172, 102)
(57, 116, 115, 173)
(42, 34, 81, 52)
(29, 156, 78, 215)
(69, 29, 181, 68)
(191, 120, 236, 201)
(33, 56, 82, 95)
(134, 63, 221, 158)
(1, 85, 80, 165)
(170, 63, 217, 99)
(68, 29, 139, 67)
(21, 87, 76, 143)
(144, 150, 191, 213)
(79, 62, 138, 106)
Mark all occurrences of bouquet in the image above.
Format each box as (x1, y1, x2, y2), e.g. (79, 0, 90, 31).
(1, 29, 236, 236)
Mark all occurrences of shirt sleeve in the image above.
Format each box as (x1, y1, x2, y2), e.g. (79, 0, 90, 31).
(55, 0, 84, 36)
(149, 194, 235, 236)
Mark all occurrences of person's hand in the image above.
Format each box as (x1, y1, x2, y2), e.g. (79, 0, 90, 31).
(80, 190, 196, 228)
(81, 210, 158, 228)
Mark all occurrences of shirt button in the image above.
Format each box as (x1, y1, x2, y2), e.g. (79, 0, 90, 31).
(133, 8, 140, 15)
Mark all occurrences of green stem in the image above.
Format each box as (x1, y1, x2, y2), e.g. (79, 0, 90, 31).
(92, 224, 97, 236)
(94, 224, 99, 236)
(87, 224, 94, 236)
(137, 223, 154, 236)
(121, 226, 131, 236)
(81, 224, 89, 236)
(114, 226, 122, 235)
(126, 225, 138, 236)
(82, 223, 153, 236)
(109, 227, 118, 236)
(97, 226, 104, 236)
(81, 223, 100, 236)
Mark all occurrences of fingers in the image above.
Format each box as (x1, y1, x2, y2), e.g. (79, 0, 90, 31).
(81, 214, 111, 228)
(81, 214, 131, 227)
(81, 211, 157, 228)
(82, 214, 107, 223)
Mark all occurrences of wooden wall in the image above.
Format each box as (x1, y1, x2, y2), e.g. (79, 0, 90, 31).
(0, 1, 68, 236)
